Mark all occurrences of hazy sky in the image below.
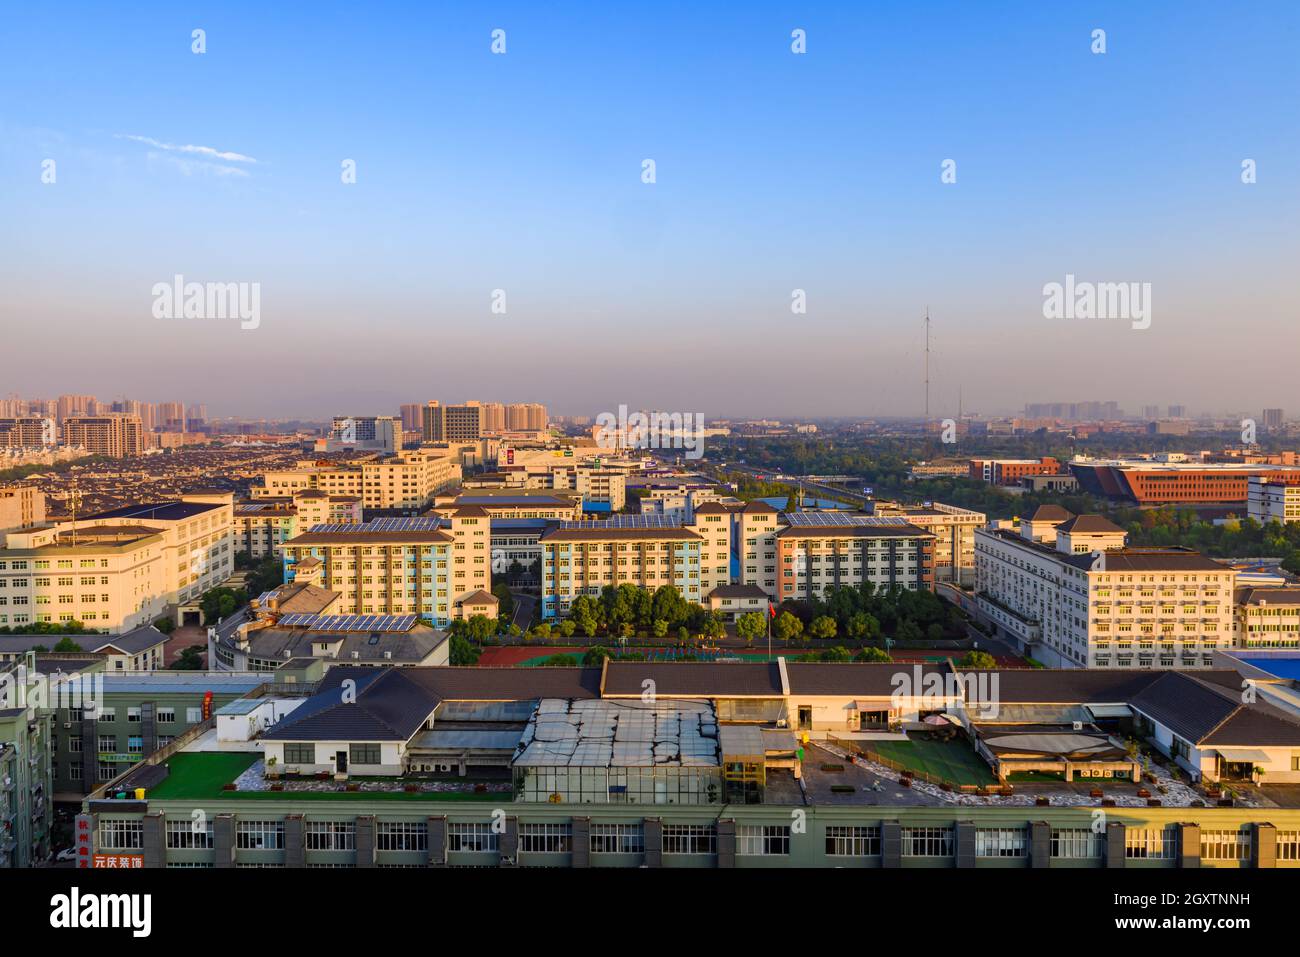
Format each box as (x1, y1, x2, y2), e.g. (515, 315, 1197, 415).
(2, 2, 1297, 420)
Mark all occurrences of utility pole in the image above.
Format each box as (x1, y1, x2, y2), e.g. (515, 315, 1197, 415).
(68, 477, 82, 548)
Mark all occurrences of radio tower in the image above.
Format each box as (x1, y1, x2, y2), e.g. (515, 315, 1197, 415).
(923, 308, 931, 428)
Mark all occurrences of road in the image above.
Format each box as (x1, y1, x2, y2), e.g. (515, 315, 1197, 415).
(509, 592, 538, 632)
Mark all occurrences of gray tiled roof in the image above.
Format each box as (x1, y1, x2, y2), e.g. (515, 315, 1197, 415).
(262, 669, 436, 742)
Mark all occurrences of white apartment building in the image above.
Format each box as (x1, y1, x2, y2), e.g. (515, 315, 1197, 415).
(1247, 475, 1300, 524)
(0, 493, 235, 632)
(975, 506, 1234, 669)
(1234, 587, 1300, 648)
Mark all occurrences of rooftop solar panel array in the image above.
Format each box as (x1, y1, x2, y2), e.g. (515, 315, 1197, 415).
(783, 511, 911, 527)
(307, 517, 445, 534)
(557, 514, 685, 530)
(276, 613, 418, 632)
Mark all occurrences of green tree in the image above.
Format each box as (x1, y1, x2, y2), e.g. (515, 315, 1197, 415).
(809, 615, 837, 641)
(491, 584, 515, 618)
(773, 611, 803, 644)
(854, 646, 893, 663)
(736, 612, 766, 645)
(582, 645, 613, 666)
(557, 619, 577, 639)
(449, 633, 481, 665)
(540, 653, 578, 667)
(52, 637, 84, 653)
(894, 620, 924, 644)
(171, 646, 205, 670)
(959, 650, 997, 669)
(464, 614, 497, 642)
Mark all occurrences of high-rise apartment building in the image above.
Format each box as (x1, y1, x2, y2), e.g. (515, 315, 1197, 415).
(507, 403, 548, 431)
(399, 403, 424, 433)
(62, 414, 146, 457)
(1263, 408, 1285, 431)
(330, 415, 400, 454)
(55, 394, 96, 422)
(480, 402, 506, 433)
(422, 401, 483, 442)
(0, 417, 56, 448)
(158, 402, 186, 432)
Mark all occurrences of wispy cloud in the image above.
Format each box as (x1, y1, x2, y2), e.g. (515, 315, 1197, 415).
(116, 133, 257, 164)
(147, 152, 251, 178)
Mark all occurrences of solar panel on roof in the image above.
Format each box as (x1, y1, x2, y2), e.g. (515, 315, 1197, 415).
(783, 511, 910, 527)
(557, 513, 685, 531)
(277, 612, 416, 632)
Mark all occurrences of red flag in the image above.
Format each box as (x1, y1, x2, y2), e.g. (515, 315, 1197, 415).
(768, 602, 776, 619)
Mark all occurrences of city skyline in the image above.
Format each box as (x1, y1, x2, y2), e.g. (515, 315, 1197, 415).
(3, 2, 1298, 417)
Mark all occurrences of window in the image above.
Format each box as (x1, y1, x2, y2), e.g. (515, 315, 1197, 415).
(737, 825, 790, 856)
(186, 707, 202, 723)
(166, 818, 214, 849)
(1125, 827, 1176, 860)
(284, 743, 315, 764)
(98, 819, 144, 849)
(1051, 829, 1103, 859)
(902, 827, 954, 858)
(306, 821, 356, 851)
(591, 824, 644, 854)
(349, 743, 382, 765)
(127, 708, 141, 723)
(660, 821, 722, 852)
(976, 828, 1027, 858)
(236, 820, 285, 850)
(825, 825, 881, 857)
(447, 822, 498, 853)
(518, 823, 572, 854)
(1200, 830, 1249, 861)
(157, 708, 175, 723)
(376, 821, 427, 852)
(1276, 831, 1300, 862)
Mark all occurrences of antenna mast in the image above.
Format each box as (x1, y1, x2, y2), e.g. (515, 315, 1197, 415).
(924, 308, 931, 426)
(69, 476, 82, 547)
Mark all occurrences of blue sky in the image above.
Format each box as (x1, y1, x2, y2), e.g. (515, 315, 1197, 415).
(2, 1, 1297, 419)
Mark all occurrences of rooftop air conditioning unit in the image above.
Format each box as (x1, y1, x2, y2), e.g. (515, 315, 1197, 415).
(1072, 721, 1084, 731)
(383, 651, 392, 660)
(351, 651, 360, 660)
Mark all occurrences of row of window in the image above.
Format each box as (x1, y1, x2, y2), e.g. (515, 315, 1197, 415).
(104, 819, 1297, 862)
